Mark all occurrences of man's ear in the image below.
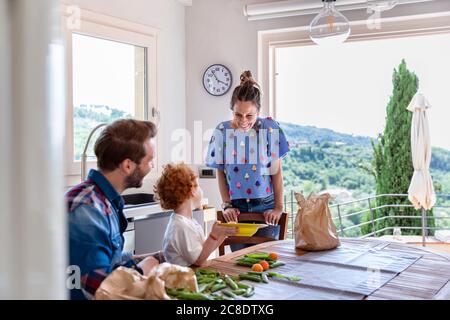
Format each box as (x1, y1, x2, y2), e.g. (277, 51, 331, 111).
(118, 159, 136, 175)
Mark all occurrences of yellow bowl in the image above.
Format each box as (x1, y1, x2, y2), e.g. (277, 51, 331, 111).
(219, 222, 268, 237)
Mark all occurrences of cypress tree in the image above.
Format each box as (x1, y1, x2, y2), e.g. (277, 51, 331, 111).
(366, 60, 434, 236)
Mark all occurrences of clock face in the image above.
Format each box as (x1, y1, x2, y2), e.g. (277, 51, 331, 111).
(203, 64, 233, 96)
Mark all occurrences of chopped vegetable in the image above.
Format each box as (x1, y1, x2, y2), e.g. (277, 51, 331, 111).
(239, 273, 263, 282)
(232, 288, 247, 296)
(241, 257, 264, 263)
(245, 253, 274, 261)
(171, 268, 262, 300)
(243, 287, 255, 298)
(196, 268, 220, 276)
(224, 275, 239, 290)
(237, 282, 251, 289)
(261, 273, 269, 284)
(236, 260, 255, 267)
(222, 289, 237, 298)
(267, 272, 301, 282)
(177, 292, 213, 300)
(197, 283, 211, 293)
(197, 277, 216, 284)
(230, 275, 240, 282)
(210, 283, 227, 292)
(268, 261, 285, 269)
(236, 252, 284, 270)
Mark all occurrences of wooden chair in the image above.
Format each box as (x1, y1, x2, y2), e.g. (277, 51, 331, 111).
(217, 211, 288, 256)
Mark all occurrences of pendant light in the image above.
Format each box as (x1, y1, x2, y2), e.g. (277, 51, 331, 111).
(310, 0, 351, 46)
(367, 0, 398, 12)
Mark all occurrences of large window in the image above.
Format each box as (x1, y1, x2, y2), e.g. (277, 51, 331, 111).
(63, 7, 158, 180)
(259, 13, 450, 235)
(275, 32, 450, 198)
(259, 13, 450, 194)
(72, 33, 146, 161)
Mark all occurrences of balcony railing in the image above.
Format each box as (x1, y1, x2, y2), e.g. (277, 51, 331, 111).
(283, 191, 450, 245)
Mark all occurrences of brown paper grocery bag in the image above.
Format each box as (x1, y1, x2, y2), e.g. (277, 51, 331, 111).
(294, 192, 340, 251)
(94, 267, 148, 300)
(94, 263, 198, 300)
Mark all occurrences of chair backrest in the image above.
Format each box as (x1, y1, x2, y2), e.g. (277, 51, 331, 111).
(217, 211, 288, 256)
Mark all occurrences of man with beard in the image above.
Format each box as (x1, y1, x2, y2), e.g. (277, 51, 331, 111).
(66, 119, 160, 300)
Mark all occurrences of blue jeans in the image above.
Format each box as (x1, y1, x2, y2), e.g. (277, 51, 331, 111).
(230, 194, 280, 252)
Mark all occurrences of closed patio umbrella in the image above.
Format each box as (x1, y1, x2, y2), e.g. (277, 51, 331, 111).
(407, 92, 436, 246)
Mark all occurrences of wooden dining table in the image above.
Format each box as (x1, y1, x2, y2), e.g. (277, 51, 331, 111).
(206, 238, 450, 300)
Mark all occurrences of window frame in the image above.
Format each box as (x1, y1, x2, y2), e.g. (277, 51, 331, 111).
(258, 11, 450, 119)
(62, 6, 160, 183)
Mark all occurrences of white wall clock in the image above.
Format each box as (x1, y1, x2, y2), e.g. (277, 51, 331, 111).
(202, 64, 233, 96)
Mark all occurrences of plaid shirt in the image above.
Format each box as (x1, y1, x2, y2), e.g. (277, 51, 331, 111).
(66, 169, 141, 300)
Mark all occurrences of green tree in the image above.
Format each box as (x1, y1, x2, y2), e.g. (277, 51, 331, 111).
(365, 60, 434, 236)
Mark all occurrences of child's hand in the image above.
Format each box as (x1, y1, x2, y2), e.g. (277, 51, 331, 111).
(210, 221, 238, 240)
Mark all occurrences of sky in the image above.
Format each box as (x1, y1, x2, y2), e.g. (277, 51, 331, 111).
(72, 33, 139, 115)
(276, 32, 450, 150)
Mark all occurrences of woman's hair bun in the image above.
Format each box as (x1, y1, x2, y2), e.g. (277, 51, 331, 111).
(240, 70, 257, 86)
(231, 70, 262, 111)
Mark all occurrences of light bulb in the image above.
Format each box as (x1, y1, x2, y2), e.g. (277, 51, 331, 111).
(310, 0, 351, 46)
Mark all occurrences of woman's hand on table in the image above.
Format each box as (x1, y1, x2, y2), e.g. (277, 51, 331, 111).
(223, 207, 240, 222)
(263, 208, 283, 226)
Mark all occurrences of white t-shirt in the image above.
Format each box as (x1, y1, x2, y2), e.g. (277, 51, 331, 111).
(162, 213, 206, 267)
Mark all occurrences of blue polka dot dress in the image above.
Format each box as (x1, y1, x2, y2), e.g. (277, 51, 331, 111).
(206, 117, 290, 201)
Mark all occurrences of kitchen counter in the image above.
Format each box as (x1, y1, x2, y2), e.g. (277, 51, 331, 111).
(124, 203, 217, 221)
(123, 204, 218, 255)
(124, 203, 171, 221)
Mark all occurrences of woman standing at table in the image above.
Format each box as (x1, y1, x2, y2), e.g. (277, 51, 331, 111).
(205, 70, 290, 251)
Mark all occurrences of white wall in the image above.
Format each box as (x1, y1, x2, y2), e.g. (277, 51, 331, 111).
(63, 0, 187, 192)
(186, 0, 450, 208)
(186, 0, 311, 208)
